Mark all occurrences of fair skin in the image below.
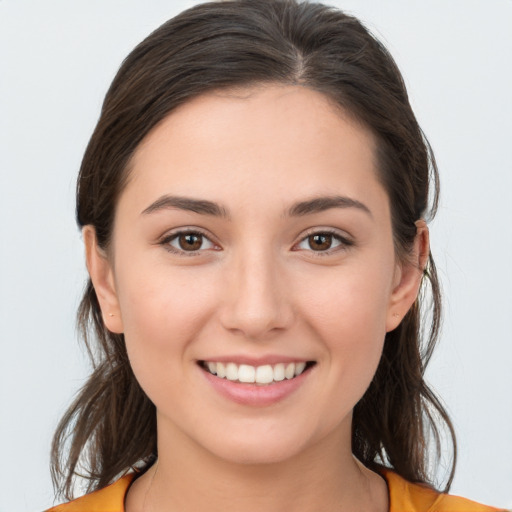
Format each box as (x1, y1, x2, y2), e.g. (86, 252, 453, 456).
(85, 85, 428, 512)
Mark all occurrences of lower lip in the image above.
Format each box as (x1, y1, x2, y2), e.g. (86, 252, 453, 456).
(200, 365, 313, 407)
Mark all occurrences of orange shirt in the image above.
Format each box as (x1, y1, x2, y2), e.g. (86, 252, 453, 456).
(46, 469, 504, 512)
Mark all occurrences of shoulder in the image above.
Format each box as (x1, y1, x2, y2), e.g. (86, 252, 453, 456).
(45, 473, 136, 512)
(44, 469, 506, 512)
(381, 469, 506, 512)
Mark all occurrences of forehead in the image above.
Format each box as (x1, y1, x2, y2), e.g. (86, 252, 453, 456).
(122, 84, 385, 218)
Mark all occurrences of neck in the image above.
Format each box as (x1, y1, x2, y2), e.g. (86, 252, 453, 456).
(127, 420, 388, 512)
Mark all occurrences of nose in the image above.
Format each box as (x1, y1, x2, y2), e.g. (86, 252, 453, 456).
(219, 246, 294, 340)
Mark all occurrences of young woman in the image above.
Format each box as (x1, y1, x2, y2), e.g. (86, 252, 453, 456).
(46, 1, 505, 510)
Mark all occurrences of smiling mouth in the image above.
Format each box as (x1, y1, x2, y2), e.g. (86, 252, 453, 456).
(199, 361, 316, 385)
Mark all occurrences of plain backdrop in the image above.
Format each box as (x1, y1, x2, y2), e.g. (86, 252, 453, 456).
(1, 1, 511, 510)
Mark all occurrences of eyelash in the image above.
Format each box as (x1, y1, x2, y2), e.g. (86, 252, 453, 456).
(159, 229, 217, 257)
(159, 228, 354, 257)
(296, 228, 354, 257)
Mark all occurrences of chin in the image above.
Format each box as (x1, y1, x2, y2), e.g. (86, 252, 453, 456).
(199, 420, 330, 467)
(210, 438, 306, 466)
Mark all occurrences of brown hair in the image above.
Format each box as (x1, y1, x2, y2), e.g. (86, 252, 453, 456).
(51, 0, 456, 500)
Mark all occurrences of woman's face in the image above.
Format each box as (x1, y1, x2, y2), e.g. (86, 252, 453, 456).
(88, 85, 422, 465)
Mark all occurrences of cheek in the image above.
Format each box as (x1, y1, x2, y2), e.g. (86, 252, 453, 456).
(297, 264, 392, 392)
(299, 263, 393, 339)
(114, 262, 218, 377)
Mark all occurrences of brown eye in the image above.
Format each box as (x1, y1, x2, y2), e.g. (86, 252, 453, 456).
(308, 233, 333, 251)
(178, 233, 203, 251)
(295, 230, 351, 255)
(164, 231, 216, 255)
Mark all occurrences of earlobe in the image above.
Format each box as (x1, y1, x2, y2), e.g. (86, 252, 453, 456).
(83, 226, 124, 334)
(385, 220, 429, 332)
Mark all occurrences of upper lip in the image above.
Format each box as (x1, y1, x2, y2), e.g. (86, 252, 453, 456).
(198, 355, 314, 366)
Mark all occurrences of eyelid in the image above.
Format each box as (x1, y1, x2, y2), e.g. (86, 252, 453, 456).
(158, 226, 354, 257)
(293, 228, 354, 256)
(159, 227, 219, 256)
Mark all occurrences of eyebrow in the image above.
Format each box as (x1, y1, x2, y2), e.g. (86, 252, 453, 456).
(141, 194, 372, 219)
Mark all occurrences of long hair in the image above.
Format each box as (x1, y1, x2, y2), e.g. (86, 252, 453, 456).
(51, 0, 456, 500)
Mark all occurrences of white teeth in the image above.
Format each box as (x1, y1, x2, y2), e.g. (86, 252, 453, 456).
(226, 362, 238, 381)
(285, 363, 295, 379)
(273, 363, 285, 381)
(294, 362, 306, 376)
(216, 362, 226, 378)
(203, 360, 310, 384)
(238, 364, 255, 383)
(255, 365, 273, 384)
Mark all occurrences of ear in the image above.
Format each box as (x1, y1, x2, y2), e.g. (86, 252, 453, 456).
(385, 220, 430, 332)
(83, 226, 124, 334)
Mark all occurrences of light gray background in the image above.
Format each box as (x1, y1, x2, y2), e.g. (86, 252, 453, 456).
(1, 1, 511, 510)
